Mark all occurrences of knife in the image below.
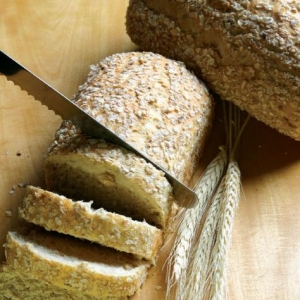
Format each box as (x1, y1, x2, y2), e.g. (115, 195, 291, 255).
(0, 50, 197, 206)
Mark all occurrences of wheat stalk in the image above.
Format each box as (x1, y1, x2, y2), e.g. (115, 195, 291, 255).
(181, 176, 227, 300)
(205, 104, 249, 299)
(205, 105, 249, 299)
(207, 159, 241, 300)
(166, 147, 227, 300)
(166, 101, 249, 300)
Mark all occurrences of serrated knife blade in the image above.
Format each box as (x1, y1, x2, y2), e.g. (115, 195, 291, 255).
(0, 50, 197, 206)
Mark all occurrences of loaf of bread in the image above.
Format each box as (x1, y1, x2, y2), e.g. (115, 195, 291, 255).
(44, 120, 174, 229)
(126, 1, 300, 140)
(71, 51, 214, 183)
(1, 51, 215, 299)
(4, 229, 150, 299)
(19, 185, 163, 262)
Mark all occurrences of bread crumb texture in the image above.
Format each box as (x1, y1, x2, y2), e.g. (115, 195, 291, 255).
(19, 185, 163, 262)
(126, 1, 300, 140)
(71, 51, 214, 183)
(4, 230, 150, 298)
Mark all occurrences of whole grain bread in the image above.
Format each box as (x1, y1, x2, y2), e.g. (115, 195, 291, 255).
(4, 229, 150, 299)
(19, 185, 163, 262)
(126, 1, 300, 140)
(2, 51, 215, 299)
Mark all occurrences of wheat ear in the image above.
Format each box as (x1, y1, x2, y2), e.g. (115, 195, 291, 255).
(208, 159, 241, 300)
(166, 147, 227, 300)
(206, 106, 249, 300)
(181, 176, 227, 300)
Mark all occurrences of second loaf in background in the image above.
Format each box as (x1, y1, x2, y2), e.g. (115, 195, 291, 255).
(126, 1, 300, 140)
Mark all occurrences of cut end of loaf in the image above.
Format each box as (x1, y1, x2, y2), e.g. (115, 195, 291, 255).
(44, 120, 174, 229)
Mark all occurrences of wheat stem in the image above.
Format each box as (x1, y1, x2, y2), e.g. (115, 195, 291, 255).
(166, 147, 228, 300)
(230, 114, 250, 160)
(181, 176, 227, 300)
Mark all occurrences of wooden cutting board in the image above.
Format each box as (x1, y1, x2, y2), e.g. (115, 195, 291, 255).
(1, 1, 300, 299)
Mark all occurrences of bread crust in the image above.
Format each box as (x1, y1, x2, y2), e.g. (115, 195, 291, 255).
(126, 0, 300, 140)
(71, 51, 214, 183)
(0, 267, 125, 300)
(4, 230, 150, 298)
(19, 185, 163, 262)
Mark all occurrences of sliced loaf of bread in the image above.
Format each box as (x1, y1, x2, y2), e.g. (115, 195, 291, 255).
(2, 51, 215, 299)
(4, 229, 150, 299)
(19, 185, 163, 262)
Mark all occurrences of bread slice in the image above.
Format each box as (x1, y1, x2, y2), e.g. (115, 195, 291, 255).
(19, 185, 163, 262)
(4, 229, 150, 299)
(126, 1, 300, 140)
(44, 120, 174, 229)
(0, 267, 124, 300)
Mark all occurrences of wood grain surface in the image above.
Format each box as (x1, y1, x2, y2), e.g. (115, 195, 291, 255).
(1, 1, 300, 299)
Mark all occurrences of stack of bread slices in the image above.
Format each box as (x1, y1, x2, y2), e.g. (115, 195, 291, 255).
(0, 52, 214, 299)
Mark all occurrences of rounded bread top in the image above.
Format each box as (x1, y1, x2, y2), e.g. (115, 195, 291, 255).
(72, 51, 213, 182)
